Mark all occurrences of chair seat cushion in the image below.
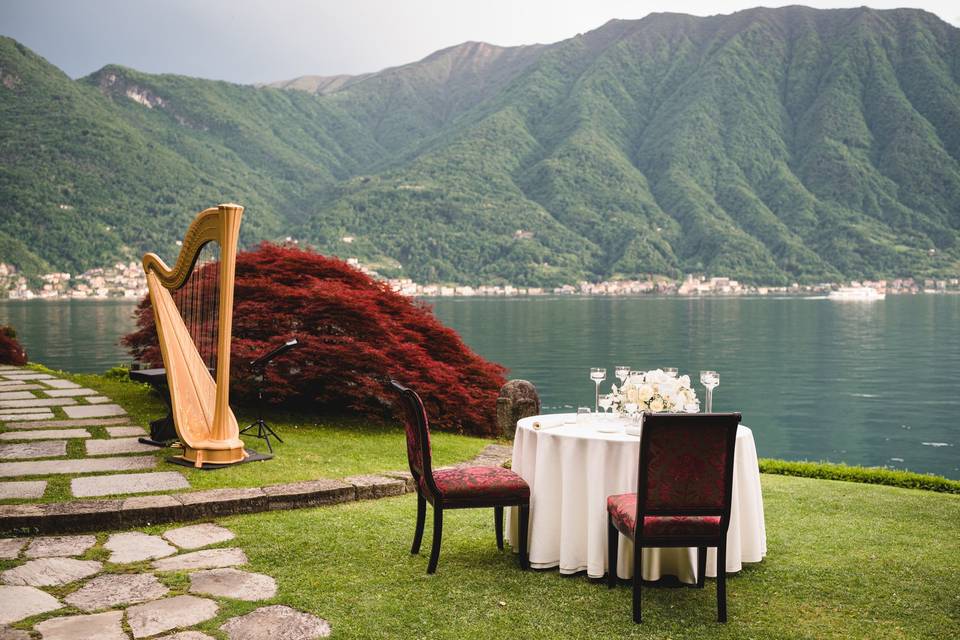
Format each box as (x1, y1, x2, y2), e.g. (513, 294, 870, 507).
(607, 492, 721, 538)
(430, 466, 530, 504)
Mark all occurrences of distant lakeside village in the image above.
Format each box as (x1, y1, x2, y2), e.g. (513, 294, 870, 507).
(1, 259, 959, 301)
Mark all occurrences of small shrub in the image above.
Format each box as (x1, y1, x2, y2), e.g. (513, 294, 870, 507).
(759, 458, 960, 494)
(0, 324, 27, 366)
(103, 365, 131, 380)
(123, 243, 507, 436)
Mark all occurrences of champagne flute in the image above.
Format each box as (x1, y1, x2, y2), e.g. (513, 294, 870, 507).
(700, 370, 719, 412)
(590, 368, 607, 413)
(598, 393, 614, 415)
(615, 366, 631, 385)
(624, 402, 639, 424)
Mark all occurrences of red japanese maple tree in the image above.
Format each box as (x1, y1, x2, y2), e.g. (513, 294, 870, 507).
(0, 325, 27, 366)
(123, 243, 507, 436)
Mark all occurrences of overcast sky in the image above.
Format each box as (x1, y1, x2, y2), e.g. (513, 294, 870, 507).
(2, 1, 958, 85)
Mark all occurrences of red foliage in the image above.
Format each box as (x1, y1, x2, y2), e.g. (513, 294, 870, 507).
(123, 243, 507, 436)
(0, 325, 27, 366)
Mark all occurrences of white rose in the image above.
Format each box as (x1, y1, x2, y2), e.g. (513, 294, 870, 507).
(650, 397, 665, 412)
(637, 384, 654, 402)
(626, 387, 639, 403)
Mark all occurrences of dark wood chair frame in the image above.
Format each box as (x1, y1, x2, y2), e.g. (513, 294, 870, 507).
(391, 380, 530, 574)
(607, 412, 741, 623)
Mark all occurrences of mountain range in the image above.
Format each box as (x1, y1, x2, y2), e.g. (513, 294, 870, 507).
(1, 6, 959, 286)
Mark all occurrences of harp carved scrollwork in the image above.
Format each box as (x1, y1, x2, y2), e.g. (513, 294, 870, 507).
(142, 203, 247, 467)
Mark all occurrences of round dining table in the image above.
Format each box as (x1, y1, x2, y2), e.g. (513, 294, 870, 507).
(506, 413, 767, 583)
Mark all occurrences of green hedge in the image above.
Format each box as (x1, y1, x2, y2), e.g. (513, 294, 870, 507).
(759, 459, 960, 494)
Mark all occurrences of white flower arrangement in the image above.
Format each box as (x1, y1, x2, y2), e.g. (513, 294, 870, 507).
(610, 369, 700, 414)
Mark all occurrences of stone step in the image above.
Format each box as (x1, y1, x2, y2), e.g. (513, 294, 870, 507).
(71, 471, 189, 498)
(0, 480, 47, 500)
(0, 373, 53, 381)
(41, 388, 98, 398)
(85, 396, 111, 404)
(105, 426, 147, 437)
(0, 429, 91, 441)
(0, 441, 67, 460)
(86, 438, 160, 456)
(4, 417, 130, 430)
(0, 398, 76, 409)
(0, 391, 37, 401)
(0, 411, 55, 422)
(39, 380, 80, 389)
(63, 404, 126, 419)
(0, 455, 156, 478)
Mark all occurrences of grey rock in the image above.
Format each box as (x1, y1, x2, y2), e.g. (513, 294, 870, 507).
(63, 404, 126, 418)
(0, 440, 66, 460)
(72, 471, 188, 498)
(496, 379, 541, 439)
(40, 388, 98, 397)
(65, 572, 169, 611)
(34, 610, 125, 640)
(1, 557, 101, 587)
(85, 437, 159, 456)
(162, 523, 234, 550)
(126, 595, 218, 638)
(5, 417, 128, 429)
(25, 535, 96, 558)
(0, 398, 75, 409)
(0, 538, 26, 559)
(104, 531, 177, 563)
(0, 585, 62, 624)
(344, 474, 404, 500)
(0, 480, 46, 500)
(37, 380, 80, 389)
(0, 455, 154, 478)
(189, 567, 277, 601)
(220, 605, 331, 639)
(105, 426, 147, 437)
(0, 429, 90, 441)
(152, 547, 248, 572)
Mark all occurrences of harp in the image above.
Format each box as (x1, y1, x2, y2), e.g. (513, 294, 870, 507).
(142, 203, 247, 467)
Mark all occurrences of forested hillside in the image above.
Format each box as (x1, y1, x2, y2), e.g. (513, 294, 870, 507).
(2, 6, 959, 285)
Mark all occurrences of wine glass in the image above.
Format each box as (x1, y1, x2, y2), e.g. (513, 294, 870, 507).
(598, 393, 614, 415)
(615, 366, 631, 385)
(624, 402, 639, 424)
(700, 370, 719, 412)
(590, 368, 606, 413)
(664, 367, 678, 378)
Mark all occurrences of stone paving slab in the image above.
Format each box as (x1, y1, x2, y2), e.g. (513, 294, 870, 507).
(86, 437, 159, 456)
(0, 380, 28, 387)
(0, 412, 54, 421)
(106, 426, 148, 437)
(156, 632, 215, 640)
(0, 384, 44, 392)
(25, 535, 96, 558)
(0, 406, 58, 415)
(262, 479, 355, 511)
(0, 627, 30, 640)
(0, 455, 155, 478)
(120, 495, 182, 528)
(220, 605, 331, 640)
(162, 523, 235, 550)
(63, 404, 126, 418)
(5, 417, 130, 429)
(0, 429, 91, 441)
(177, 488, 268, 518)
(0, 585, 62, 624)
(189, 567, 277, 601)
(104, 531, 177, 563)
(153, 547, 248, 572)
(41, 500, 122, 533)
(0, 440, 67, 460)
(40, 388, 98, 397)
(1, 557, 101, 586)
(72, 471, 188, 498)
(0, 398, 76, 409)
(344, 474, 405, 500)
(38, 379, 80, 389)
(0, 538, 26, 559)
(85, 396, 111, 404)
(127, 595, 219, 638)
(34, 610, 126, 640)
(0, 391, 36, 400)
(0, 480, 47, 500)
(0, 373, 53, 380)
(65, 572, 169, 611)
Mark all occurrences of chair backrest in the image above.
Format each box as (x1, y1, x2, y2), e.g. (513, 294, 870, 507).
(390, 380, 438, 498)
(637, 412, 741, 522)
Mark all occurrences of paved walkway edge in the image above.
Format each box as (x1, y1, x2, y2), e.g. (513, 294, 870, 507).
(0, 445, 509, 535)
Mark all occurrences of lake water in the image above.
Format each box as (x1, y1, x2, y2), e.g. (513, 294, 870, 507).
(1, 296, 957, 479)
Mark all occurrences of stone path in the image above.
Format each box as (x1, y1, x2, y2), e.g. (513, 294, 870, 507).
(0, 523, 330, 638)
(0, 367, 190, 500)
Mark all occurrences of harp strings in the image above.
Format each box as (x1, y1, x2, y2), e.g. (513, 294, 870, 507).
(172, 242, 221, 375)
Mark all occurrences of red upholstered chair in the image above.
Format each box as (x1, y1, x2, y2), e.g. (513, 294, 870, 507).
(391, 380, 530, 574)
(607, 412, 741, 623)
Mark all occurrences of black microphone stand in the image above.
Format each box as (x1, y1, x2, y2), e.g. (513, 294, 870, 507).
(240, 338, 299, 453)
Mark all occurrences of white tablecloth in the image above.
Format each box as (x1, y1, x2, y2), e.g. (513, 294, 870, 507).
(507, 414, 766, 582)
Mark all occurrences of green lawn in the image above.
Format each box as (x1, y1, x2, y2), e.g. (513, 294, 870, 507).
(195, 474, 956, 639)
(1, 368, 490, 502)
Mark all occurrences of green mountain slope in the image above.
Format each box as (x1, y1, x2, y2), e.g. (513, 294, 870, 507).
(2, 6, 959, 285)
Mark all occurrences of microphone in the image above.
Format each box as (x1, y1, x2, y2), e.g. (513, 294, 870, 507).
(249, 338, 299, 369)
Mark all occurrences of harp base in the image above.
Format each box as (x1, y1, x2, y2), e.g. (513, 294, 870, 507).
(180, 446, 248, 468)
